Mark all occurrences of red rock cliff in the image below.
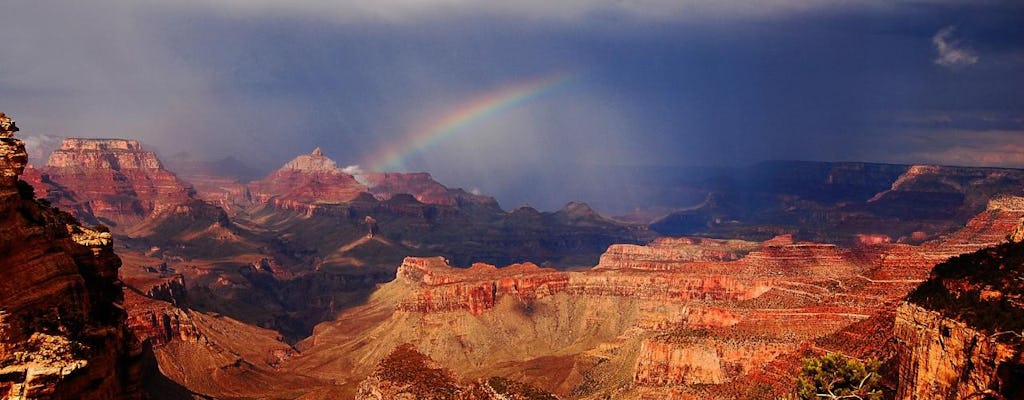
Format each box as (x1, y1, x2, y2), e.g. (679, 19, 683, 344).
(248, 148, 367, 208)
(0, 115, 141, 399)
(35, 138, 194, 227)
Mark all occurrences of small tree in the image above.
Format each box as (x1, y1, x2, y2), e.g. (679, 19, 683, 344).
(795, 352, 882, 400)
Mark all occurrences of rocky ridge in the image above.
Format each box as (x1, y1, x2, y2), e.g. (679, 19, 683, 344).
(0, 113, 142, 399)
(26, 138, 194, 227)
(893, 240, 1024, 399)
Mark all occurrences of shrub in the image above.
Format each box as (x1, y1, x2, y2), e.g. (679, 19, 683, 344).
(795, 352, 882, 400)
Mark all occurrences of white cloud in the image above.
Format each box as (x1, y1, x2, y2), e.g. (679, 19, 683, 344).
(341, 164, 364, 175)
(19, 134, 62, 166)
(932, 25, 978, 68)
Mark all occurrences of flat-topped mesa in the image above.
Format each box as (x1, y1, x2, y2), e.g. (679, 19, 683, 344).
(35, 138, 194, 227)
(0, 112, 27, 187)
(47, 138, 159, 169)
(596, 236, 762, 271)
(395, 256, 773, 315)
(741, 242, 858, 276)
(396, 257, 570, 315)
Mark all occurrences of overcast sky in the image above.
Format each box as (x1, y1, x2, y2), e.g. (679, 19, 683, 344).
(2, 1, 1023, 210)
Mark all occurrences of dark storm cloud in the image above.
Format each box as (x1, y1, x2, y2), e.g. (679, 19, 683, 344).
(1, 0, 1023, 211)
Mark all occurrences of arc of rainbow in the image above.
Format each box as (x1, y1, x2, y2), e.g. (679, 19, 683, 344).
(367, 71, 577, 172)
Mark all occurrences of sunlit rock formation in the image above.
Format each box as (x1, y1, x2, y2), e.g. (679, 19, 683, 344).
(248, 148, 368, 209)
(283, 195, 1024, 399)
(28, 138, 194, 227)
(0, 113, 142, 399)
(894, 241, 1024, 400)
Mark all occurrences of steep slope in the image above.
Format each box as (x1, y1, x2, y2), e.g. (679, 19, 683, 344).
(354, 344, 557, 400)
(248, 148, 368, 209)
(895, 241, 1024, 400)
(27, 138, 194, 228)
(0, 114, 142, 399)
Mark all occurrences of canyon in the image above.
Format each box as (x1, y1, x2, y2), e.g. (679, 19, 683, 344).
(5, 122, 1024, 399)
(280, 194, 1024, 399)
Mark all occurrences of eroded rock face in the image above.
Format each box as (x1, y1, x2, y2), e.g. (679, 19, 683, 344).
(0, 114, 141, 399)
(894, 303, 1022, 400)
(34, 138, 194, 227)
(289, 198, 1024, 399)
(894, 240, 1024, 400)
(0, 113, 27, 187)
(356, 344, 557, 400)
(363, 172, 497, 207)
(634, 335, 797, 385)
(248, 148, 368, 208)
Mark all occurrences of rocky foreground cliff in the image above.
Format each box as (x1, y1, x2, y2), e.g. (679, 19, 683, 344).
(0, 113, 142, 399)
(894, 240, 1024, 400)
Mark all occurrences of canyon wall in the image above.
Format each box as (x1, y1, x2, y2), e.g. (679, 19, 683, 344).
(894, 303, 1021, 400)
(893, 239, 1024, 400)
(0, 114, 142, 399)
(31, 138, 194, 227)
(288, 194, 1024, 399)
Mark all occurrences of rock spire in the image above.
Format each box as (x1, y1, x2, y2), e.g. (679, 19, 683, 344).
(0, 112, 27, 187)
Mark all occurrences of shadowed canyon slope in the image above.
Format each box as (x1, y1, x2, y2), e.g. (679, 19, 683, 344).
(646, 161, 1024, 244)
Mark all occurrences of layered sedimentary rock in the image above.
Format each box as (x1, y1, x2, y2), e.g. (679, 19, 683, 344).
(32, 138, 194, 227)
(0, 114, 141, 399)
(894, 241, 1024, 400)
(650, 161, 1024, 244)
(596, 237, 763, 271)
(116, 250, 312, 399)
(363, 172, 496, 207)
(356, 344, 557, 400)
(248, 148, 367, 208)
(286, 195, 1024, 399)
(0, 113, 27, 187)
(634, 335, 797, 385)
(894, 303, 1021, 400)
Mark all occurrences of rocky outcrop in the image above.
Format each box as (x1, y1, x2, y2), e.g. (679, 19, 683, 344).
(0, 113, 27, 187)
(894, 303, 1022, 400)
(248, 148, 367, 208)
(0, 113, 141, 399)
(356, 344, 557, 400)
(596, 237, 762, 271)
(395, 257, 569, 315)
(634, 335, 797, 385)
(363, 172, 497, 207)
(33, 138, 194, 227)
(894, 240, 1024, 400)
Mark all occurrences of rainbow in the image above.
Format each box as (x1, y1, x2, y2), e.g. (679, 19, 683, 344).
(366, 71, 577, 172)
